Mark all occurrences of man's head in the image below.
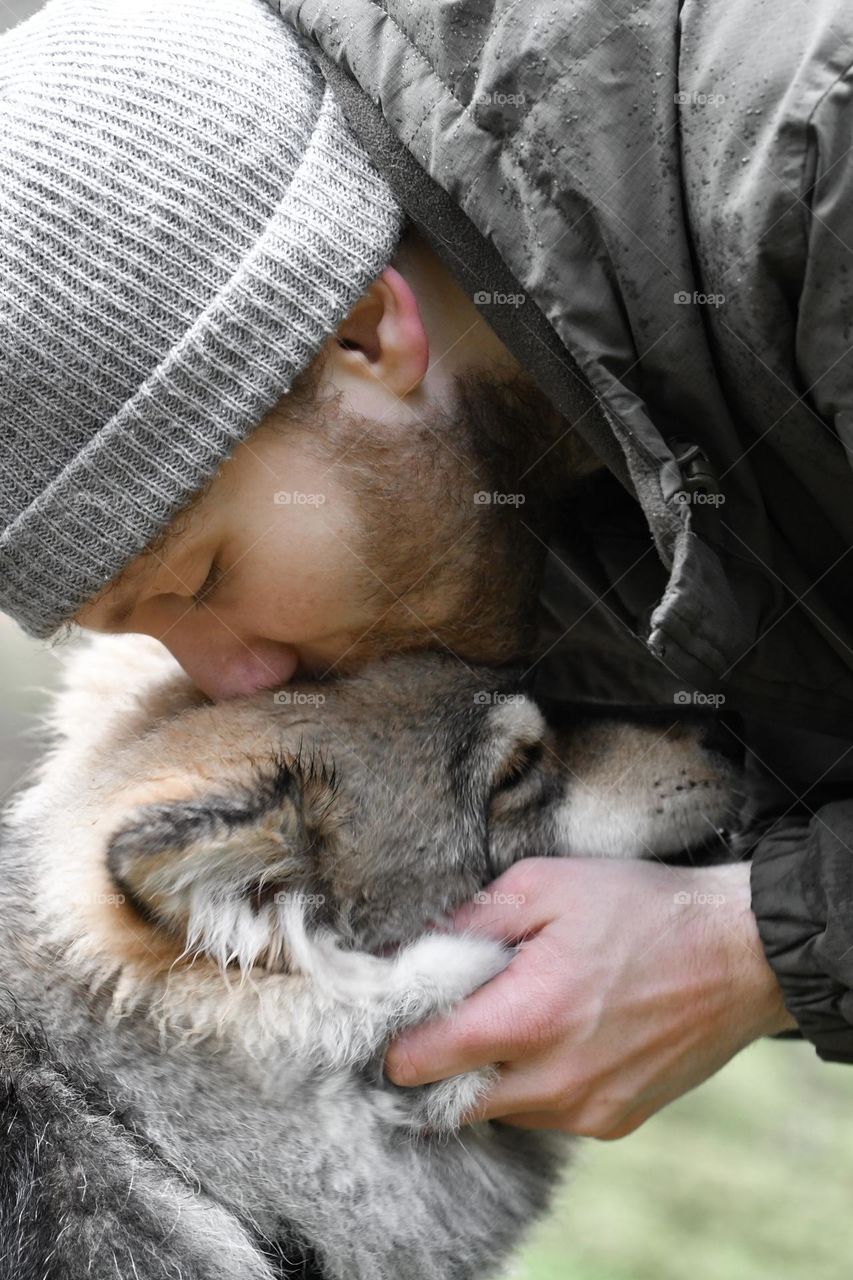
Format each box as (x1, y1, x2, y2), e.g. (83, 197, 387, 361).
(0, 0, 598, 696)
(0, 0, 403, 642)
(74, 227, 599, 698)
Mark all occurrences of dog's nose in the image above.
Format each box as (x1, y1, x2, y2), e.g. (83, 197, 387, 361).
(699, 713, 744, 766)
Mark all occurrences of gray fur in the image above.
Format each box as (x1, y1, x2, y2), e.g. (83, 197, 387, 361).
(0, 635, 740, 1279)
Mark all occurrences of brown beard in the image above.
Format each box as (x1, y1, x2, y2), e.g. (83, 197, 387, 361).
(280, 366, 599, 670)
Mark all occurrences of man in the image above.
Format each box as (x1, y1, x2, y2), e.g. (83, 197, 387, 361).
(2, 0, 852, 1140)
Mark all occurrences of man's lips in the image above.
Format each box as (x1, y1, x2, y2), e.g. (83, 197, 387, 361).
(193, 645, 301, 701)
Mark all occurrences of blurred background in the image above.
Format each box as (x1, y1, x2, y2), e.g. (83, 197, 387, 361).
(2, 0, 42, 29)
(3, 0, 853, 1275)
(4, 619, 853, 1280)
(2, 0, 43, 29)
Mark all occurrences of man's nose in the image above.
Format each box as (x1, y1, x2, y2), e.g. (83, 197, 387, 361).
(162, 634, 301, 700)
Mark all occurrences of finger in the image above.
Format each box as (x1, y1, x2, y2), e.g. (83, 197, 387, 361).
(460, 1059, 558, 1125)
(594, 1112, 648, 1141)
(467, 1107, 642, 1139)
(466, 1088, 626, 1137)
(386, 934, 562, 1086)
(471, 1110, 566, 1132)
(384, 1011, 467, 1087)
(451, 858, 561, 937)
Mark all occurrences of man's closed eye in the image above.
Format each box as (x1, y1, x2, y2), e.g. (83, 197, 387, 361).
(190, 562, 224, 610)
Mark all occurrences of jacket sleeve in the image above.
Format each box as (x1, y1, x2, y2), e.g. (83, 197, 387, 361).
(750, 800, 853, 1064)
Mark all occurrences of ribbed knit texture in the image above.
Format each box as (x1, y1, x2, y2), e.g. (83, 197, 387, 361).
(0, 0, 403, 638)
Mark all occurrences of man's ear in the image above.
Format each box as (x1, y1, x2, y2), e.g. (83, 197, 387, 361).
(330, 266, 430, 398)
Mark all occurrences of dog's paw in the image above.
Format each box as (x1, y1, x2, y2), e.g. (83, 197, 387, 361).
(378, 936, 509, 1134)
(280, 921, 511, 1071)
(283, 915, 509, 1021)
(385, 932, 510, 1031)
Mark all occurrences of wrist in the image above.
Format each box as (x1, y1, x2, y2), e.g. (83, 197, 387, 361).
(688, 863, 797, 1039)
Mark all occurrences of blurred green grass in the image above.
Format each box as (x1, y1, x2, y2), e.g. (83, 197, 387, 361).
(517, 1036, 853, 1280)
(3, 619, 852, 1278)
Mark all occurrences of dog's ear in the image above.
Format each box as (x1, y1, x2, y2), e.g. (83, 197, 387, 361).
(106, 758, 332, 971)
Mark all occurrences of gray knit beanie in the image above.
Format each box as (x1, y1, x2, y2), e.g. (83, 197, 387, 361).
(0, 0, 403, 639)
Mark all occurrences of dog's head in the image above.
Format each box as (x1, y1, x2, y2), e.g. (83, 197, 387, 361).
(91, 651, 741, 969)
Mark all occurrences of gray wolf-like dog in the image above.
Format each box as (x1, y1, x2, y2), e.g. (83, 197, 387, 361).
(0, 634, 740, 1280)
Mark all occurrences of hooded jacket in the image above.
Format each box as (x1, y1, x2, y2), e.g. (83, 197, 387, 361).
(265, 0, 853, 1062)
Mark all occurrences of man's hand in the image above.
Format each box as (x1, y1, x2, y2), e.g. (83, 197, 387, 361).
(384, 858, 796, 1139)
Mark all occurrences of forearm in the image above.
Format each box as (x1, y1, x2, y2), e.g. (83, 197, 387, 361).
(704, 861, 796, 1041)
